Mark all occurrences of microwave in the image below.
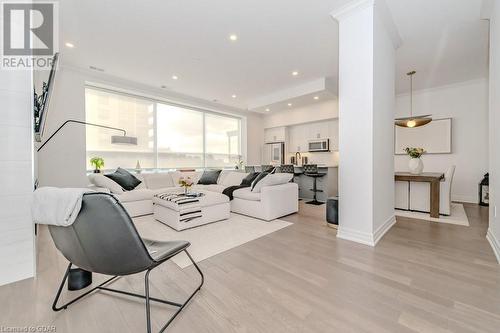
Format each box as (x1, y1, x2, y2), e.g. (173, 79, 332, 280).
(308, 139, 330, 152)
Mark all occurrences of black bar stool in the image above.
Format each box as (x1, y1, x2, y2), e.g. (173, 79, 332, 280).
(303, 164, 326, 205)
(280, 164, 302, 200)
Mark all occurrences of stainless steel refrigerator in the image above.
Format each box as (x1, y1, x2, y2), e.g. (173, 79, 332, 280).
(263, 142, 284, 165)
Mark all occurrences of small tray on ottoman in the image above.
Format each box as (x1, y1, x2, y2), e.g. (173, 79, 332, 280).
(153, 190, 230, 231)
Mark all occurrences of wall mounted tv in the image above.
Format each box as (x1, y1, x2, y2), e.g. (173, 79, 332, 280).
(34, 52, 59, 142)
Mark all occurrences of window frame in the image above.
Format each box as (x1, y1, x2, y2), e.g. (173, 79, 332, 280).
(84, 84, 243, 171)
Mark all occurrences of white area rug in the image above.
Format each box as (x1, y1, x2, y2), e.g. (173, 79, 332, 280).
(395, 203, 469, 226)
(133, 213, 292, 268)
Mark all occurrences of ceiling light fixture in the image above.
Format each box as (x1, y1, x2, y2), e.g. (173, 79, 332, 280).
(292, 71, 299, 76)
(231, 94, 237, 98)
(229, 34, 238, 41)
(265, 108, 270, 112)
(313, 96, 319, 100)
(395, 71, 432, 128)
(288, 103, 292, 107)
(172, 75, 178, 80)
(65, 42, 75, 48)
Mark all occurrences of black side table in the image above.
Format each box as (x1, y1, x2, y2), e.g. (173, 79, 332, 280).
(326, 197, 338, 228)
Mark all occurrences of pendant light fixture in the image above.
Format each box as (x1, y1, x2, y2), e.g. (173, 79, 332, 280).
(395, 71, 432, 128)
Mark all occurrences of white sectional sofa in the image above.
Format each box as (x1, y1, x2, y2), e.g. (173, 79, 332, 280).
(88, 170, 299, 221)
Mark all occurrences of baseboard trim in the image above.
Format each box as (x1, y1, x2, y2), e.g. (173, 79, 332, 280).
(373, 215, 396, 245)
(451, 195, 477, 204)
(486, 228, 500, 264)
(337, 215, 396, 247)
(337, 227, 375, 246)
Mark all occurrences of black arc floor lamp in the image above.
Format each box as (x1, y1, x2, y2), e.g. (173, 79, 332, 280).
(37, 119, 138, 152)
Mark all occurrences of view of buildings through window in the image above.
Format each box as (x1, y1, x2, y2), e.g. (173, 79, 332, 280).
(85, 87, 241, 170)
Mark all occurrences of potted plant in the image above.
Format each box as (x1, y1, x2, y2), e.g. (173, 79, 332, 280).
(90, 157, 105, 173)
(404, 147, 425, 174)
(178, 176, 194, 195)
(235, 158, 243, 170)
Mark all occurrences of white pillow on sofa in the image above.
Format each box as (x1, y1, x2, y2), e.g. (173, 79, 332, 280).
(142, 172, 174, 189)
(251, 173, 293, 193)
(88, 173, 124, 194)
(219, 171, 249, 187)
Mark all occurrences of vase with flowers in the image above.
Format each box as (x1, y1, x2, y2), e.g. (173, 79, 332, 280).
(405, 147, 425, 174)
(178, 176, 194, 195)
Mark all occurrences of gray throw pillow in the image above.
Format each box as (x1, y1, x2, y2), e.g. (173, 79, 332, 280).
(104, 167, 142, 191)
(198, 169, 222, 185)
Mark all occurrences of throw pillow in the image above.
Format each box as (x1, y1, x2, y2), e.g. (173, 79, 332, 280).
(251, 173, 293, 193)
(219, 171, 249, 187)
(88, 173, 124, 194)
(104, 168, 142, 191)
(240, 172, 260, 186)
(143, 172, 174, 189)
(250, 171, 270, 191)
(198, 169, 222, 185)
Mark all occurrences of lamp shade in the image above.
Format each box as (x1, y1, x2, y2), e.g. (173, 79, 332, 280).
(395, 115, 432, 128)
(111, 135, 138, 145)
(394, 70, 432, 128)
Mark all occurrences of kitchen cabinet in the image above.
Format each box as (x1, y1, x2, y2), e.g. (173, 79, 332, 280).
(307, 121, 329, 140)
(288, 125, 308, 152)
(264, 127, 286, 143)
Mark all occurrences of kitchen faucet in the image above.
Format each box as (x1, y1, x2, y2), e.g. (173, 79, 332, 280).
(295, 151, 302, 165)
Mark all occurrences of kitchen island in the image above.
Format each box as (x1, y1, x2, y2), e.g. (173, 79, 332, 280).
(292, 165, 338, 202)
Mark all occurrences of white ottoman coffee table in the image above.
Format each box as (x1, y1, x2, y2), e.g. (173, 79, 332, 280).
(153, 190, 230, 231)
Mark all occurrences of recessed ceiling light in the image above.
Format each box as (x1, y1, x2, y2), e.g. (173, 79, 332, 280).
(314, 96, 319, 100)
(292, 71, 299, 76)
(229, 34, 238, 41)
(231, 94, 237, 98)
(172, 75, 178, 80)
(287, 103, 292, 107)
(265, 108, 270, 112)
(65, 42, 75, 48)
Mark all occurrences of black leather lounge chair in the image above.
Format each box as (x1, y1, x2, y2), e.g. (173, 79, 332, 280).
(48, 192, 203, 333)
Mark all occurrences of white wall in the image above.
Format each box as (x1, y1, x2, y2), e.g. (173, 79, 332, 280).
(36, 66, 264, 187)
(245, 113, 265, 165)
(487, 0, 500, 263)
(0, 70, 35, 286)
(394, 79, 489, 203)
(263, 99, 338, 129)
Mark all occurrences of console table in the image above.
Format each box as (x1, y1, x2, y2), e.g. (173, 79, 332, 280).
(395, 172, 445, 218)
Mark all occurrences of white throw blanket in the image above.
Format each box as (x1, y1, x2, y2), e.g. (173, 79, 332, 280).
(32, 187, 93, 226)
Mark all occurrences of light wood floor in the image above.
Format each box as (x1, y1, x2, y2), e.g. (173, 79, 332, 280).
(1, 202, 500, 332)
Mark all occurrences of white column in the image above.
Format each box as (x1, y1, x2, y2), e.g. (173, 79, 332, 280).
(0, 68, 35, 285)
(331, 0, 400, 246)
(487, 0, 500, 262)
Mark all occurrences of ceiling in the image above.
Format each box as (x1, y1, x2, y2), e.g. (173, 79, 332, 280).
(59, 0, 489, 112)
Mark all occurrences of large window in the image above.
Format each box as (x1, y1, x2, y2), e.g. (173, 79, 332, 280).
(85, 87, 242, 170)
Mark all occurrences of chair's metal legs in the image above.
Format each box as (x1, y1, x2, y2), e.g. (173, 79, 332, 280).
(52, 262, 119, 311)
(52, 249, 204, 333)
(155, 249, 204, 333)
(145, 269, 152, 333)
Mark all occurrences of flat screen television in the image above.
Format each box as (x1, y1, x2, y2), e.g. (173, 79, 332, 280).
(34, 52, 59, 142)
